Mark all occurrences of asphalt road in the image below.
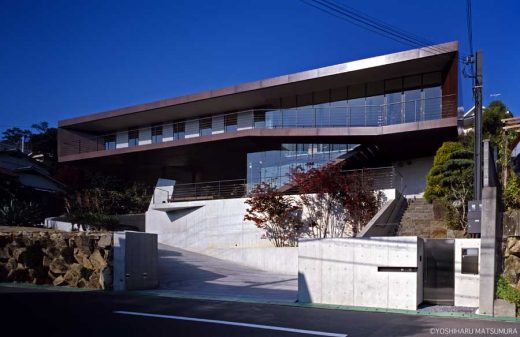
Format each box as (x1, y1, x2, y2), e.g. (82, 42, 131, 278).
(0, 286, 518, 337)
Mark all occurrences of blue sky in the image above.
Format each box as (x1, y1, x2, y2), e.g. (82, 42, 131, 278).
(0, 0, 519, 133)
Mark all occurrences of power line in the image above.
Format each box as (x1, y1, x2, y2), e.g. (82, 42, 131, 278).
(301, 0, 466, 61)
(466, 0, 474, 57)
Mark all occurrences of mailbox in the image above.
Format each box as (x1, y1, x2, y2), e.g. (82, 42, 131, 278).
(461, 248, 479, 274)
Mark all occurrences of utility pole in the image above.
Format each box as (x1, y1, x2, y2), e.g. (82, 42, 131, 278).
(473, 50, 483, 201)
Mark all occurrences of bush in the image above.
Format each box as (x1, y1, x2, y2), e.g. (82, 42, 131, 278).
(424, 142, 465, 202)
(64, 212, 120, 231)
(0, 199, 44, 227)
(504, 174, 520, 210)
(497, 275, 520, 316)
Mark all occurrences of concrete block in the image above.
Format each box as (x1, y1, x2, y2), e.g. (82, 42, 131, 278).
(298, 237, 422, 310)
(113, 231, 158, 291)
(493, 299, 516, 318)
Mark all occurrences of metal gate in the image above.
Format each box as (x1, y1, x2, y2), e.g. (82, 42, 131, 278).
(423, 239, 455, 305)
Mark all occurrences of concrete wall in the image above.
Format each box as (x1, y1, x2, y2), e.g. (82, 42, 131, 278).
(454, 239, 481, 307)
(202, 247, 298, 275)
(298, 236, 423, 310)
(393, 156, 433, 195)
(146, 198, 272, 251)
(358, 190, 406, 237)
(113, 231, 158, 291)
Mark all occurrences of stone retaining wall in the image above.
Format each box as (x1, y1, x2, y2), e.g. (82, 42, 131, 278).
(0, 229, 112, 289)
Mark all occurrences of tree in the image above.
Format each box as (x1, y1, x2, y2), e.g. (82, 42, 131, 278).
(29, 126, 57, 166)
(424, 141, 465, 202)
(483, 100, 511, 141)
(244, 182, 303, 247)
(290, 163, 384, 238)
(424, 140, 474, 231)
(1, 127, 32, 148)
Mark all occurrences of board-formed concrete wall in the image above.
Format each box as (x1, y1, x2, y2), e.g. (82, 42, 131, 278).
(298, 236, 423, 310)
(454, 239, 481, 307)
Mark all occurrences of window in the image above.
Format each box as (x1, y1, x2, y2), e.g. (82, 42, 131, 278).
(199, 118, 212, 136)
(128, 130, 139, 147)
(254, 110, 266, 128)
(225, 113, 238, 132)
(103, 135, 116, 150)
(173, 122, 185, 140)
(151, 125, 163, 143)
(424, 86, 442, 120)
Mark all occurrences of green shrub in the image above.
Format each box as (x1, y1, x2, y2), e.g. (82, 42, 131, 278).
(0, 199, 44, 227)
(496, 275, 520, 316)
(64, 212, 120, 231)
(424, 142, 465, 202)
(504, 173, 520, 210)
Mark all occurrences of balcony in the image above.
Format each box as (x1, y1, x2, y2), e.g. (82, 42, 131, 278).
(60, 94, 456, 157)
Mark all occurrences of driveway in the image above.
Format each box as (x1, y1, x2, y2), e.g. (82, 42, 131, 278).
(155, 244, 298, 302)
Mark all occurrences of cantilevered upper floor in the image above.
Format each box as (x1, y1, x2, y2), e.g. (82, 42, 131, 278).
(58, 41, 459, 164)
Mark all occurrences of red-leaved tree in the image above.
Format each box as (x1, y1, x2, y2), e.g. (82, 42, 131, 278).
(290, 164, 384, 237)
(244, 182, 303, 247)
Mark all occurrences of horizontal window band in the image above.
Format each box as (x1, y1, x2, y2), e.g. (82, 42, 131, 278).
(377, 267, 418, 272)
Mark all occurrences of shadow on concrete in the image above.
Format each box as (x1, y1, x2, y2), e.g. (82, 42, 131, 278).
(156, 244, 297, 302)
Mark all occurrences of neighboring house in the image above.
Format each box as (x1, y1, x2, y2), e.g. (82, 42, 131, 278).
(0, 150, 65, 194)
(0, 149, 65, 218)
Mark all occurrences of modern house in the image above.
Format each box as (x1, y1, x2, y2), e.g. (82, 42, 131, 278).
(58, 41, 459, 197)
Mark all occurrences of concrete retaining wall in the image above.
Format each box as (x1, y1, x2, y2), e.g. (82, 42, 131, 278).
(146, 198, 271, 251)
(202, 247, 298, 275)
(298, 236, 423, 310)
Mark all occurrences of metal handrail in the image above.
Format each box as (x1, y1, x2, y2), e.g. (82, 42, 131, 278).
(61, 94, 456, 156)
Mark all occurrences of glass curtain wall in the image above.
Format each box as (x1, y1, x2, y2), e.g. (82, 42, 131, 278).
(247, 143, 359, 190)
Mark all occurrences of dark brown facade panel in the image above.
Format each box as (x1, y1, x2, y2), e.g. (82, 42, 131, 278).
(58, 42, 459, 130)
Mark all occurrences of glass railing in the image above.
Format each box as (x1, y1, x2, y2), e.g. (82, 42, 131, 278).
(60, 94, 456, 156)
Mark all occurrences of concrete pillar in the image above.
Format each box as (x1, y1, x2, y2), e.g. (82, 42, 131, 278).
(479, 186, 497, 315)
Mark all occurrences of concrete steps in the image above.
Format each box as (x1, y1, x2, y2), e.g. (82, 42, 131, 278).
(397, 198, 448, 238)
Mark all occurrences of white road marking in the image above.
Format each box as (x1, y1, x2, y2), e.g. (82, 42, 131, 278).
(113, 310, 347, 337)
